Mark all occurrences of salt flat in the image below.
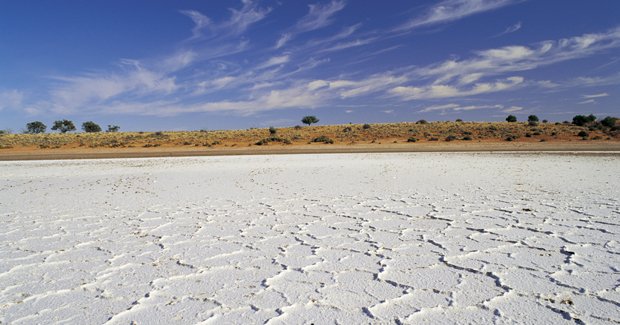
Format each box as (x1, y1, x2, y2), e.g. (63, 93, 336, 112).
(1, 153, 619, 324)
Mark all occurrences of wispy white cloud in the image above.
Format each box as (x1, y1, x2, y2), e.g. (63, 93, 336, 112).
(48, 61, 177, 113)
(180, 10, 211, 40)
(308, 73, 408, 99)
(181, 1, 270, 40)
(0, 89, 24, 111)
(502, 106, 524, 113)
(391, 76, 524, 100)
(578, 99, 596, 104)
(396, 0, 519, 32)
(257, 55, 290, 69)
(225, 0, 271, 36)
(315, 37, 377, 54)
(414, 27, 620, 85)
(276, 0, 346, 48)
(419, 104, 504, 113)
(582, 92, 609, 99)
(494, 21, 522, 37)
(419, 103, 519, 113)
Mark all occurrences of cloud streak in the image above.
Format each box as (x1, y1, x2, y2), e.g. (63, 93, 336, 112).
(276, 1, 346, 48)
(396, 0, 519, 32)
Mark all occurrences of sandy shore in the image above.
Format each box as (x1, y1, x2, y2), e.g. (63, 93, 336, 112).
(1, 141, 620, 160)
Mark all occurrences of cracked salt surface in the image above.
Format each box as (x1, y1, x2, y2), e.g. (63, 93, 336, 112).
(1, 153, 619, 324)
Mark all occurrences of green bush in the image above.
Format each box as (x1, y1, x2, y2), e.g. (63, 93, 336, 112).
(506, 115, 517, 122)
(312, 135, 333, 144)
(573, 114, 596, 126)
(601, 116, 617, 128)
(577, 131, 589, 137)
(407, 137, 418, 142)
(269, 126, 277, 135)
(107, 125, 120, 132)
(82, 121, 102, 133)
(301, 116, 319, 126)
(255, 136, 291, 145)
(25, 121, 46, 134)
(362, 123, 371, 129)
(51, 119, 76, 133)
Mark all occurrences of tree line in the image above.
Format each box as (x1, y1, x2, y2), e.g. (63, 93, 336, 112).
(23, 120, 120, 134)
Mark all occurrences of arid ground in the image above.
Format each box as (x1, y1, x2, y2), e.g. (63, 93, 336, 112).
(1, 121, 619, 160)
(1, 153, 619, 324)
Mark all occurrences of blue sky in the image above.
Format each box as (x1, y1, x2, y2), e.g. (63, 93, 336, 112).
(1, 0, 619, 131)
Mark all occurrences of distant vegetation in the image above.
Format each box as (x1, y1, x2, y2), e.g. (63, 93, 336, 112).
(51, 120, 76, 133)
(25, 121, 46, 134)
(82, 121, 102, 133)
(506, 115, 517, 122)
(1, 114, 618, 150)
(302, 116, 319, 126)
(107, 125, 120, 132)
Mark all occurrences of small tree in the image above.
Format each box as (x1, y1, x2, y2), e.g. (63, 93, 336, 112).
(601, 116, 618, 128)
(25, 121, 46, 134)
(82, 121, 102, 133)
(269, 126, 277, 135)
(51, 119, 76, 133)
(528, 115, 539, 123)
(506, 115, 517, 122)
(301, 116, 319, 126)
(106, 125, 120, 132)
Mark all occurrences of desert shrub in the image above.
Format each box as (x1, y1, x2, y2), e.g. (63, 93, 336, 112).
(455, 119, 463, 122)
(25, 121, 46, 134)
(407, 137, 418, 142)
(528, 115, 539, 123)
(506, 115, 517, 122)
(428, 137, 439, 141)
(577, 131, 589, 137)
(462, 136, 473, 141)
(542, 119, 548, 123)
(82, 121, 102, 133)
(107, 125, 120, 132)
(445, 135, 457, 141)
(294, 125, 302, 130)
(416, 119, 428, 124)
(269, 126, 277, 135)
(505, 135, 517, 141)
(312, 135, 334, 144)
(525, 133, 532, 138)
(532, 131, 541, 136)
(301, 116, 319, 126)
(211, 140, 221, 145)
(255, 136, 291, 145)
(51, 119, 76, 133)
(601, 116, 618, 127)
(573, 114, 596, 126)
(463, 131, 472, 135)
(362, 123, 371, 129)
(342, 126, 352, 132)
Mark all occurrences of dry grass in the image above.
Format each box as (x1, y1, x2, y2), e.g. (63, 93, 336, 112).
(1, 121, 618, 150)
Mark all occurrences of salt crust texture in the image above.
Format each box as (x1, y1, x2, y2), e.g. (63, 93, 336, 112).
(1, 153, 619, 324)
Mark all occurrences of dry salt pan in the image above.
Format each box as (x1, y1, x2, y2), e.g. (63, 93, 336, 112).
(1, 153, 619, 324)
